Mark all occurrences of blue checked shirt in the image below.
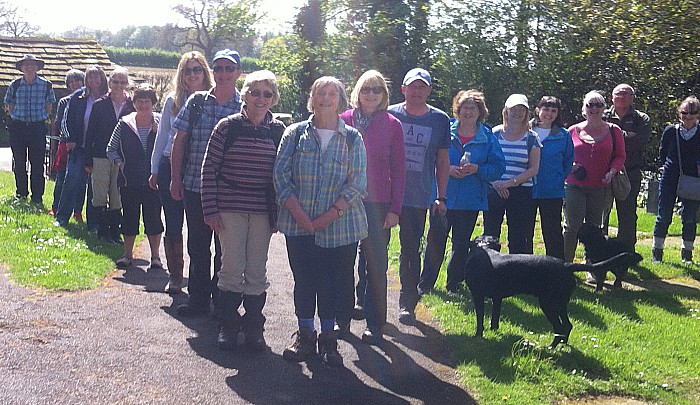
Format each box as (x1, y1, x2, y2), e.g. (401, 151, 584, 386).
(274, 117, 368, 248)
(3, 76, 56, 122)
(172, 89, 241, 193)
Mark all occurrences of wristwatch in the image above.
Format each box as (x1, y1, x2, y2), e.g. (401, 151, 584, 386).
(332, 203, 344, 217)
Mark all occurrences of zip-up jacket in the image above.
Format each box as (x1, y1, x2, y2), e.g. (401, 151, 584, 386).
(107, 112, 160, 188)
(531, 123, 574, 199)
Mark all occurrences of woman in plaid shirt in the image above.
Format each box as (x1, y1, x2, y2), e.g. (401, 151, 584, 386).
(274, 76, 368, 367)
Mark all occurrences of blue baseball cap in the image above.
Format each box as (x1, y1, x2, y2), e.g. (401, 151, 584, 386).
(402, 68, 432, 86)
(212, 49, 241, 66)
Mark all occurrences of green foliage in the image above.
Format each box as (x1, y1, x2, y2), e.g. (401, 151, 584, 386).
(105, 47, 181, 69)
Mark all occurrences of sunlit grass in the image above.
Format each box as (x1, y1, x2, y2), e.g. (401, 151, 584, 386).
(388, 209, 700, 405)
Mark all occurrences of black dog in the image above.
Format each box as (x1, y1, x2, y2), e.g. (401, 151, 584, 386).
(577, 223, 644, 291)
(463, 236, 641, 348)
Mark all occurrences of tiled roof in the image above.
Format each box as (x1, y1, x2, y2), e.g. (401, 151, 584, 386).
(0, 37, 114, 98)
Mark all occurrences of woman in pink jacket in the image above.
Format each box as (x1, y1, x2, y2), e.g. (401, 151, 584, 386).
(564, 91, 626, 263)
(340, 70, 406, 345)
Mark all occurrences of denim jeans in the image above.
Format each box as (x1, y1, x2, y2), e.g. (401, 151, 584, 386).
(533, 198, 565, 259)
(398, 206, 427, 312)
(483, 186, 535, 254)
(653, 166, 699, 243)
(358, 202, 392, 332)
(156, 157, 185, 239)
(285, 235, 357, 323)
(421, 209, 479, 293)
(183, 189, 221, 308)
(55, 148, 88, 225)
(8, 120, 46, 203)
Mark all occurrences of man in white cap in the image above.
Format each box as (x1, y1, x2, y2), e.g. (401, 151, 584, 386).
(388, 68, 450, 324)
(170, 49, 242, 318)
(3, 54, 56, 205)
(602, 83, 650, 252)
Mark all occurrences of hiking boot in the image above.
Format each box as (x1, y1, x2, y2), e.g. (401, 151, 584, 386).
(361, 329, 384, 346)
(242, 293, 267, 351)
(163, 236, 184, 294)
(652, 248, 663, 264)
(283, 329, 317, 362)
(352, 304, 365, 320)
(681, 249, 693, 264)
(398, 308, 416, 325)
(318, 331, 343, 367)
(215, 291, 243, 351)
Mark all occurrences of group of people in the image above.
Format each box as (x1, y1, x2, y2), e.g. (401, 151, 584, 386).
(4, 50, 700, 368)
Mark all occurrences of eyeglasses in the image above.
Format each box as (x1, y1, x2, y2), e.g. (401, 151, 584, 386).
(110, 80, 128, 85)
(248, 90, 274, 99)
(212, 65, 238, 73)
(614, 92, 634, 97)
(183, 66, 204, 76)
(585, 102, 605, 109)
(360, 86, 383, 95)
(680, 110, 699, 116)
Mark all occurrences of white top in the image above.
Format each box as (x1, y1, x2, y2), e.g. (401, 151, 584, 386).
(534, 126, 551, 143)
(317, 128, 335, 153)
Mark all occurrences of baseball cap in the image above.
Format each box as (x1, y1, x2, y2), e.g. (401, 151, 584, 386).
(505, 94, 529, 109)
(402, 68, 432, 86)
(212, 49, 241, 66)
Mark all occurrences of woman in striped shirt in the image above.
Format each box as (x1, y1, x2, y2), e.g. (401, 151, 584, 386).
(483, 94, 541, 254)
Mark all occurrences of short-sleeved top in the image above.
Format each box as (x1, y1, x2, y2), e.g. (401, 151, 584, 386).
(492, 125, 541, 187)
(172, 89, 242, 193)
(388, 103, 451, 209)
(3, 76, 56, 122)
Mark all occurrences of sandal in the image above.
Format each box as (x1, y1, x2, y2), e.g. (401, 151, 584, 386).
(149, 257, 163, 270)
(116, 256, 132, 268)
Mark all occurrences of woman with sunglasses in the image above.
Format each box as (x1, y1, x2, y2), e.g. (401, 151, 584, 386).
(149, 51, 213, 293)
(563, 91, 625, 263)
(201, 70, 285, 352)
(652, 96, 700, 264)
(340, 70, 405, 345)
(530, 96, 574, 260)
(84, 67, 135, 245)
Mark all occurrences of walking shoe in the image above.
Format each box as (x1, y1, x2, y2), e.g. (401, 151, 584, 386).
(334, 321, 351, 339)
(681, 249, 693, 264)
(72, 212, 84, 223)
(176, 302, 210, 317)
(398, 308, 416, 325)
(652, 248, 663, 264)
(352, 304, 365, 320)
(217, 324, 239, 351)
(318, 332, 343, 367)
(283, 329, 317, 362)
(115, 256, 132, 268)
(361, 329, 384, 346)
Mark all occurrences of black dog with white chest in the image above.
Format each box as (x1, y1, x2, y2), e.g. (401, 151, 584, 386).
(577, 222, 644, 291)
(462, 236, 641, 348)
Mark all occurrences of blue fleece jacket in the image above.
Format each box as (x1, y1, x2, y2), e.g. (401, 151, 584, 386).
(531, 125, 574, 199)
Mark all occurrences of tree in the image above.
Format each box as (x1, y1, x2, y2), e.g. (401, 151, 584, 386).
(0, 1, 38, 37)
(173, 0, 263, 61)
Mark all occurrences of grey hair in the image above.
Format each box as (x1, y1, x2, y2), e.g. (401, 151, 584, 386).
(64, 69, 85, 88)
(307, 76, 348, 114)
(241, 70, 280, 107)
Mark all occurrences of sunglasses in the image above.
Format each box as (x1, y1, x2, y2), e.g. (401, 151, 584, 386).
(183, 66, 204, 76)
(110, 80, 128, 85)
(680, 110, 699, 116)
(212, 65, 238, 73)
(585, 102, 605, 109)
(360, 86, 383, 95)
(248, 90, 274, 99)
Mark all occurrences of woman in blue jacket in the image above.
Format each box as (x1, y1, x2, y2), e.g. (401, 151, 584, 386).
(420, 90, 506, 295)
(531, 96, 574, 259)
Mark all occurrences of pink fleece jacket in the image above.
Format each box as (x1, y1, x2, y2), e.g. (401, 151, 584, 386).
(565, 124, 626, 188)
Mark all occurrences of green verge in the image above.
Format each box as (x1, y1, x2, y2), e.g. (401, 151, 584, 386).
(0, 171, 127, 290)
(389, 211, 700, 404)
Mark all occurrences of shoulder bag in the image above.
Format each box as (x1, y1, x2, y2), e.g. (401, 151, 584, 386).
(675, 127, 700, 200)
(609, 125, 631, 200)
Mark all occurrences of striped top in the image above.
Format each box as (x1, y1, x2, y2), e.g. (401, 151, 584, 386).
(274, 117, 368, 248)
(201, 110, 281, 224)
(492, 125, 540, 187)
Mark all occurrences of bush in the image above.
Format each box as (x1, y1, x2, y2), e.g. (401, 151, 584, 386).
(105, 47, 181, 69)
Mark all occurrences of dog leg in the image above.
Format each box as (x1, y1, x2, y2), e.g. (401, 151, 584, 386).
(474, 296, 486, 337)
(548, 334, 567, 349)
(490, 298, 502, 331)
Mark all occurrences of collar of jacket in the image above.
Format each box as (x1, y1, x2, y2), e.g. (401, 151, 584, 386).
(450, 118, 491, 144)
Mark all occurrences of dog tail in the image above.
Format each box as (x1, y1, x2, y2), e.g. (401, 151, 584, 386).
(566, 252, 643, 273)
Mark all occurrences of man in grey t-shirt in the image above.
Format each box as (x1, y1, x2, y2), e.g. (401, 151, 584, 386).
(388, 68, 450, 324)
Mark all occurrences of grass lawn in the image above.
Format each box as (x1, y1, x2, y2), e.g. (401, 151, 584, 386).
(388, 208, 700, 404)
(0, 171, 125, 290)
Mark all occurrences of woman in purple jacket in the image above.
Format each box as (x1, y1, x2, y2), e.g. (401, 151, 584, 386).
(340, 70, 406, 345)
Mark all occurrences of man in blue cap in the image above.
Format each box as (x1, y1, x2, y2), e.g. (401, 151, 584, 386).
(388, 68, 450, 324)
(3, 54, 56, 205)
(170, 49, 242, 318)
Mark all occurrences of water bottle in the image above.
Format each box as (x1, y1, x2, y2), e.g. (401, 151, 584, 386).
(460, 151, 471, 166)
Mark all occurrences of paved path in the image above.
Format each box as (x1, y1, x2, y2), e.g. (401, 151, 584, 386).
(0, 154, 475, 404)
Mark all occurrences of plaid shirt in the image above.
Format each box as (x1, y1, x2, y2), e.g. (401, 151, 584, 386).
(274, 117, 368, 248)
(172, 89, 241, 193)
(3, 76, 56, 122)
